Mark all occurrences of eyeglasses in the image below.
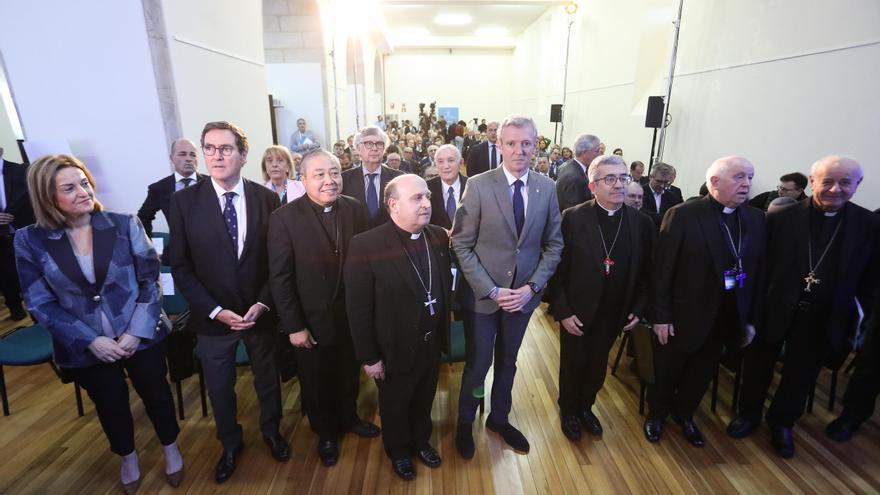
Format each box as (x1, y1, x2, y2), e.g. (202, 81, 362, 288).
(360, 140, 385, 150)
(203, 144, 236, 156)
(777, 186, 798, 193)
(594, 174, 633, 186)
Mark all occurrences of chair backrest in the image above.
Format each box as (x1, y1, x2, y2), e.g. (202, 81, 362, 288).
(160, 266, 189, 316)
(441, 320, 466, 364)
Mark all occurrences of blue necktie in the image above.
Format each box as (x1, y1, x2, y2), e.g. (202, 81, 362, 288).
(490, 144, 497, 169)
(366, 173, 379, 219)
(222, 191, 239, 255)
(445, 186, 456, 223)
(513, 179, 524, 237)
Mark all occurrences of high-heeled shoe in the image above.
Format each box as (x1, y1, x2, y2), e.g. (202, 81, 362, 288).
(121, 477, 140, 495)
(166, 467, 184, 487)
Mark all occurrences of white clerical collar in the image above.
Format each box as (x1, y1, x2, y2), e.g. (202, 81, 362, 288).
(824, 211, 838, 217)
(596, 200, 622, 216)
(722, 206, 736, 214)
(410, 231, 422, 240)
(324, 205, 333, 213)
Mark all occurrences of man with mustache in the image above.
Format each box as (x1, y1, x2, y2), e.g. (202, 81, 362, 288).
(345, 174, 452, 480)
(267, 150, 379, 468)
(646, 156, 765, 449)
(729, 156, 880, 458)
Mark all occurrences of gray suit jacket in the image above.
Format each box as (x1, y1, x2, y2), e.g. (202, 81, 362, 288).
(451, 167, 564, 314)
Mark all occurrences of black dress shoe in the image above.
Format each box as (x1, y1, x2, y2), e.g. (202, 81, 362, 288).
(264, 433, 290, 462)
(579, 410, 603, 435)
(417, 445, 442, 468)
(8, 304, 26, 321)
(826, 416, 860, 443)
(391, 458, 416, 481)
(486, 418, 530, 453)
(214, 444, 243, 484)
(318, 437, 339, 466)
(560, 415, 582, 441)
(726, 416, 758, 439)
(455, 423, 475, 459)
(345, 420, 381, 438)
(644, 417, 663, 443)
(677, 420, 705, 448)
(771, 425, 795, 459)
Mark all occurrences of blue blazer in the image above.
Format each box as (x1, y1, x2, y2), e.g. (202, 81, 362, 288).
(14, 211, 165, 368)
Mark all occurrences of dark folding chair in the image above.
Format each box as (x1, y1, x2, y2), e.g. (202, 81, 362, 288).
(0, 324, 84, 417)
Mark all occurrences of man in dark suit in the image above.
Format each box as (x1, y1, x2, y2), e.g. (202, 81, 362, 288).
(555, 134, 600, 211)
(341, 126, 403, 228)
(646, 156, 765, 448)
(728, 156, 880, 458)
(267, 150, 379, 467)
(345, 174, 452, 481)
(452, 116, 563, 458)
(168, 121, 288, 483)
(0, 149, 35, 320)
(641, 162, 683, 226)
(418, 144, 439, 175)
(747, 172, 808, 211)
(550, 155, 655, 441)
(465, 120, 501, 177)
(427, 144, 467, 232)
(137, 138, 205, 237)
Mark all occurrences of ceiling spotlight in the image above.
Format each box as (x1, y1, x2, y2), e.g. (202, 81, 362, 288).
(565, 1, 579, 15)
(434, 13, 472, 26)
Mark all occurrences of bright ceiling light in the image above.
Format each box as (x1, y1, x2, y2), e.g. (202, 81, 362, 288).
(475, 26, 509, 38)
(565, 1, 579, 15)
(434, 13, 472, 26)
(394, 26, 430, 38)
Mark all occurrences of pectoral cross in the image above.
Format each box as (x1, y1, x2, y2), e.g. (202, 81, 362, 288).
(603, 257, 615, 276)
(735, 271, 747, 288)
(424, 294, 437, 315)
(804, 272, 820, 293)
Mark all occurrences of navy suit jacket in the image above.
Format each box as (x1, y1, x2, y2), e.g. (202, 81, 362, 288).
(2, 159, 36, 229)
(137, 172, 207, 236)
(14, 212, 164, 368)
(341, 165, 403, 228)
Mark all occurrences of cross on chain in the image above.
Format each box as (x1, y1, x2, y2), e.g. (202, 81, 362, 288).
(424, 294, 437, 315)
(803, 272, 820, 292)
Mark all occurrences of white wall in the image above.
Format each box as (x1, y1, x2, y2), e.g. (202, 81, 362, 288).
(385, 50, 514, 126)
(266, 63, 326, 150)
(161, 0, 272, 183)
(0, 0, 169, 214)
(513, 0, 880, 208)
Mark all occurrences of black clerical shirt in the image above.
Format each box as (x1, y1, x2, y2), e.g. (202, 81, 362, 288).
(595, 205, 631, 325)
(393, 224, 444, 338)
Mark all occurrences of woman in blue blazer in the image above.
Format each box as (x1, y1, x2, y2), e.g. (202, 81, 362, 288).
(14, 155, 182, 494)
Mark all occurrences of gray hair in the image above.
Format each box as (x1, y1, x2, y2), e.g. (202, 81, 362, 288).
(355, 125, 389, 147)
(651, 162, 676, 180)
(300, 149, 340, 175)
(435, 143, 461, 162)
(809, 155, 863, 180)
(573, 134, 601, 157)
(768, 196, 798, 213)
(587, 154, 627, 182)
(704, 156, 748, 186)
(499, 115, 537, 141)
(386, 152, 401, 161)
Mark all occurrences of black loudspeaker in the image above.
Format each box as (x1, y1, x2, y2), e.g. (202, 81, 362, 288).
(550, 104, 563, 123)
(645, 96, 665, 128)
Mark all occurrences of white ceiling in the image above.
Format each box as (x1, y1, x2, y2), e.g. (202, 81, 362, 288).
(380, 0, 569, 49)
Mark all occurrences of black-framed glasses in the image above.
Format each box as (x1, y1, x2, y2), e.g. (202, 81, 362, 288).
(203, 144, 236, 156)
(594, 174, 633, 186)
(360, 140, 385, 150)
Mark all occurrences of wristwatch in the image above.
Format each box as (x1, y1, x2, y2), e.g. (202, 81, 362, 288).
(527, 282, 541, 294)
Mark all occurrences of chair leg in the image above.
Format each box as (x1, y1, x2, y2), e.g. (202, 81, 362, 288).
(611, 332, 630, 376)
(639, 382, 646, 416)
(828, 369, 838, 412)
(732, 365, 742, 412)
(711, 364, 719, 413)
(807, 383, 815, 413)
(198, 369, 208, 417)
(74, 382, 84, 417)
(175, 380, 185, 420)
(1, 365, 9, 416)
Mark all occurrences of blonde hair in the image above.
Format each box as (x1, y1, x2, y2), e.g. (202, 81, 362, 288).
(28, 154, 104, 229)
(260, 145, 293, 181)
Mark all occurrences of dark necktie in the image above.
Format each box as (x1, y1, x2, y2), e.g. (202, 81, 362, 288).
(490, 144, 497, 169)
(181, 177, 193, 188)
(366, 173, 379, 219)
(445, 186, 456, 223)
(222, 191, 239, 256)
(513, 179, 524, 236)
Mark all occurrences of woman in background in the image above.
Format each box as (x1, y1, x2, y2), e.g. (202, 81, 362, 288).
(14, 155, 182, 494)
(261, 145, 305, 205)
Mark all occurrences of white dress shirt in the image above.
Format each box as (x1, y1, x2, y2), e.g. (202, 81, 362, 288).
(502, 166, 529, 216)
(442, 176, 462, 203)
(173, 171, 197, 192)
(210, 177, 247, 259)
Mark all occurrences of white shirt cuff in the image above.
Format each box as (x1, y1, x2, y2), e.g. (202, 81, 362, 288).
(209, 306, 222, 319)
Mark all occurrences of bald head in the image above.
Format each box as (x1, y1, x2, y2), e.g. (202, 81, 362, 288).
(624, 181, 644, 210)
(705, 156, 754, 208)
(809, 155, 863, 212)
(170, 138, 198, 176)
(386, 174, 432, 233)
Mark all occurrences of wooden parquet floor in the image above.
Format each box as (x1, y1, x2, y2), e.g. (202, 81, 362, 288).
(1, 303, 879, 494)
